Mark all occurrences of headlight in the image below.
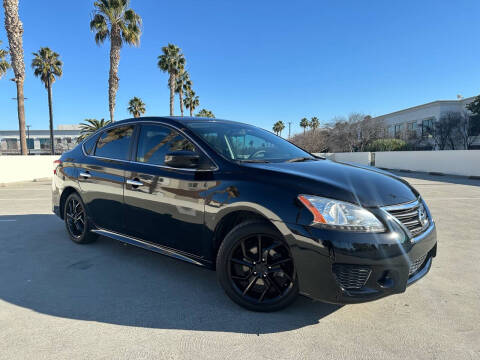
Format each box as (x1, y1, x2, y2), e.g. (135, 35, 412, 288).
(298, 195, 385, 232)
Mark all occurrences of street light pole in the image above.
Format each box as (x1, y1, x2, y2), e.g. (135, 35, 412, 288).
(288, 122, 292, 139)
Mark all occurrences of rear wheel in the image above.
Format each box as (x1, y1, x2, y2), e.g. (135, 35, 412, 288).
(217, 221, 298, 312)
(64, 193, 97, 244)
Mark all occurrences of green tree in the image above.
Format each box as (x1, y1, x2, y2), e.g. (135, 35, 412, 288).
(31, 47, 63, 155)
(90, 0, 142, 122)
(158, 43, 185, 116)
(3, 0, 27, 154)
(196, 108, 215, 118)
(184, 89, 199, 117)
(0, 40, 10, 79)
(467, 95, 480, 115)
(300, 117, 309, 134)
(310, 117, 320, 132)
(77, 118, 112, 142)
(127, 96, 146, 117)
(175, 70, 192, 117)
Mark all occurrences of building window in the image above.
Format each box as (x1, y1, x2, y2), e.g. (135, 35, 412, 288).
(56, 138, 62, 144)
(407, 121, 417, 139)
(27, 138, 34, 149)
(6, 138, 18, 150)
(394, 124, 403, 138)
(421, 118, 434, 138)
(40, 138, 51, 150)
(66, 137, 72, 144)
(388, 125, 394, 138)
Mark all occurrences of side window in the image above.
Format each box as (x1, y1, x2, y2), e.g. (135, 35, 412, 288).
(136, 124, 201, 166)
(94, 125, 134, 160)
(83, 133, 99, 155)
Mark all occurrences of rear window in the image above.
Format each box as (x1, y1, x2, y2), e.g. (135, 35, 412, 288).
(94, 125, 134, 160)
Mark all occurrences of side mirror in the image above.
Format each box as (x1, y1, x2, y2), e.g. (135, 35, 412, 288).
(164, 150, 200, 168)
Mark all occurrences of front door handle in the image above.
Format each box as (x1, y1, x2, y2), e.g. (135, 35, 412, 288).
(79, 171, 91, 179)
(126, 179, 144, 188)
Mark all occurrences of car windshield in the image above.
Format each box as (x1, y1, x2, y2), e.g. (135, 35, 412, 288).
(186, 121, 316, 163)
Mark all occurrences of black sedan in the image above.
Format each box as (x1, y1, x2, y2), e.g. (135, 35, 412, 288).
(52, 117, 437, 311)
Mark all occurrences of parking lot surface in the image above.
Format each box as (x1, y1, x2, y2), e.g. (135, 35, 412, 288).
(0, 173, 479, 360)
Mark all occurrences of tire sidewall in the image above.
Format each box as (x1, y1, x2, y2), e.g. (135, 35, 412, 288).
(216, 221, 299, 312)
(64, 193, 90, 244)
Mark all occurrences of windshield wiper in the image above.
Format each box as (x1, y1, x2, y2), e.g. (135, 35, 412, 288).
(285, 157, 318, 163)
(238, 159, 270, 163)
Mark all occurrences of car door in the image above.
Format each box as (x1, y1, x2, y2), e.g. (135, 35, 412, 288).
(123, 123, 217, 258)
(78, 124, 135, 233)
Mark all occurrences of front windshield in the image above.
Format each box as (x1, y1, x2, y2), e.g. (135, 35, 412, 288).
(186, 121, 315, 163)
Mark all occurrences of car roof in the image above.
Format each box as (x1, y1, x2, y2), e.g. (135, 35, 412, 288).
(111, 116, 244, 128)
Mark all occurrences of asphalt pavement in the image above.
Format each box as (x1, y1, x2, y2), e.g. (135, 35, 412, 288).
(0, 173, 479, 359)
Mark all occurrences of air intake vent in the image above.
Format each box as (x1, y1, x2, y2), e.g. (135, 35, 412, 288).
(333, 264, 371, 290)
(409, 254, 428, 276)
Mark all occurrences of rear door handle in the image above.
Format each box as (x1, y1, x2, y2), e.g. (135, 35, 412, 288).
(79, 171, 91, 179)
(126, 179, 144, 187)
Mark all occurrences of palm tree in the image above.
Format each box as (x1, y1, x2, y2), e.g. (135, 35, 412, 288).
(300, 117, 309, 134)
(272, 121, 285, 136)
(183, 89, 199, 117)
(310, 117, 320, 132)
(90, 0, 142, 122)
(158, 43, 185, 116)
(0, 40, 10, 79)
(3, 0, 27, 155)
(277, 121, 285, 137)
(31, 47, 63, 155)
(175, 69, 192, 116)
(196, 109, 215, 118)
(77, 118, 112, 142)
(127, 96, 146, 117)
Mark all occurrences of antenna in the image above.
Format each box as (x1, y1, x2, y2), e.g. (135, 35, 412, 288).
(288, 122, 291, 139)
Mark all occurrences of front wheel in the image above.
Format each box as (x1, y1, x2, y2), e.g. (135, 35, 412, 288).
(64, 192, 97, 244)
(216, 221, 298, 312)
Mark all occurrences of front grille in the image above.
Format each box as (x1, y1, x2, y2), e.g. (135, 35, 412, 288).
(333, 264, 371, 290)
(385, 200, 429, 236)
(409, 254, 428, 276)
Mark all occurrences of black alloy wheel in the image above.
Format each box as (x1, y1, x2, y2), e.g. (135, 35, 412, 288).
(64, 193, 97, 244)
(217, 221, 298, 311)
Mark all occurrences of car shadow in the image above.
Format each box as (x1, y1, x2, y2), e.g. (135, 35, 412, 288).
(0, 214, 341, 334)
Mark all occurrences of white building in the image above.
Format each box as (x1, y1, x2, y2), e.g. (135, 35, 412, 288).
(0, 124, 81, 155)
(372, 96, 479, 149)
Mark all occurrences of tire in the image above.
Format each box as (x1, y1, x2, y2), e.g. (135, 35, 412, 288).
(216, 220, 299, 312)
(63, 192, 97, 244)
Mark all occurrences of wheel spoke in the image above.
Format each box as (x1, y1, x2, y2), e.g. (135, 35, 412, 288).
(258, 286, 269, 302)
(257, 235, 262, 262)
(231, 258, 253, 267)
(269, 258, 292, 267)
(265, 276, 282, 295)
(243, 276, 259, 295)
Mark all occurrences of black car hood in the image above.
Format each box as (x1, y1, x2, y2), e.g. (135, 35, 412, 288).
(246, 159, 418, 207)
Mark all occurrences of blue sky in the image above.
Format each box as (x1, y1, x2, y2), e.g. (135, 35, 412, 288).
(0, 0, 479, 134)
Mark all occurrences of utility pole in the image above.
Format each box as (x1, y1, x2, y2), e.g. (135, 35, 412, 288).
(288, 122, 292, 139)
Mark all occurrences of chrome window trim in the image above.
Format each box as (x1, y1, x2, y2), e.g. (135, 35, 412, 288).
(81, 120, 219, 172)
(381, 198, 420, 212)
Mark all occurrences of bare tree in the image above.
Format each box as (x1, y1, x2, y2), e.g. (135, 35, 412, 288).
(458, 111, 480, 149)
(426, 112, 460, 150)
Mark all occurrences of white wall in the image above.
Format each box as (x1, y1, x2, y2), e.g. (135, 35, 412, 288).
(375, 150, 480, 177)
(0, 156, 59, 184)
(316, 152, 371, 166)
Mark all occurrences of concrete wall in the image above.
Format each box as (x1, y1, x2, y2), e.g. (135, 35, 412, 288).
(374, 150, 480, 177)
(316, 152, 371, 166)
(0, 155, 59, 184)
(316, 150, 480, 177)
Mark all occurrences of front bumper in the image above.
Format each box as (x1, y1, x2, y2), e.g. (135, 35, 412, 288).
(286, 219, 437, 304)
